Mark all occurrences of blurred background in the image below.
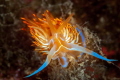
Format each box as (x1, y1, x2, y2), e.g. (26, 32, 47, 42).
(0, 0, 120, 80)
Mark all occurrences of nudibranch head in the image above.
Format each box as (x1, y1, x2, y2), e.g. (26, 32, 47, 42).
(21, 10, 83, 60)
(21, 10, 117, 78)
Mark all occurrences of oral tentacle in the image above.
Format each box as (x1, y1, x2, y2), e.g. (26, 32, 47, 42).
(65, 43, 117, 61)
(76, 27, 86, 48)
(24, 54, 52, 78)
(90, 51, 117, 61)
(76, 27, 86, 57)
(25, 45, 57, 78)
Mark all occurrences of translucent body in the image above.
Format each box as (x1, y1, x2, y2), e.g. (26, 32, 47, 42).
(21, 10, 117, 78)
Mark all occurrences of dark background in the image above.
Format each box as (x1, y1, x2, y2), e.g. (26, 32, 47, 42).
(0, 0, 120, 80)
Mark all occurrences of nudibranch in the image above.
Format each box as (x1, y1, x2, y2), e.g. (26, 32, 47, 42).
(21, 10, 117, 78)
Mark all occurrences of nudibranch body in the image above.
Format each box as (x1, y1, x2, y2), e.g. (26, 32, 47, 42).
(21, 10, 117, 78)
